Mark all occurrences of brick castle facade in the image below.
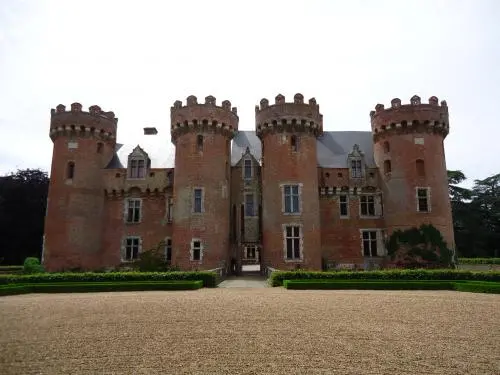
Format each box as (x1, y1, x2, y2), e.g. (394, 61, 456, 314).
(42, 93, 455, 273)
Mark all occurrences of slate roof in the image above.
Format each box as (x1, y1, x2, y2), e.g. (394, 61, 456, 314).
(109, 130, 375, 170)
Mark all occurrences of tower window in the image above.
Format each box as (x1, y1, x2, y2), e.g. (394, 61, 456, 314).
(197, 135, 204, 151)
(283, 184, 301, 214)
(383, 141, 390, 153)
(417, 187, 430, 212)
(164, 238, 172, 262)
(284, 225, 302, 260)
(97, 142, 104, 153)
(416, 159, 425, 177)
(193, 188, 203, 213)
(291, 135, 298, 152)
(384, 160, 392, 174)
(66, 161, 75, 179)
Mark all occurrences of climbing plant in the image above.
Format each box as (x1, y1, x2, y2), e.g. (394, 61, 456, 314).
(386, 224, 454, 268)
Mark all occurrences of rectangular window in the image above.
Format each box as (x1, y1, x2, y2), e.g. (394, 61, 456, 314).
(245, 194, 255, 216)
(191, 240, 202, 261)
(126, 199, 142, 223)
(283, 185, 300, 214)
(244, 159, 252, 179)
(167, 196, 174, 222)
(360, 195, 376, 217)
(129, 159, 146, 178)
(339, 195, 349, 217)
(246, 246, 256, 259)
(362, 231, 378, 257)
(417, 188, 430, 212)
(164, 238, 172, 262)
(125, 237, 140, 261)
(351, 159, 362, 178)
(285, 225, 301, 260)
(193, 188, 203, 213)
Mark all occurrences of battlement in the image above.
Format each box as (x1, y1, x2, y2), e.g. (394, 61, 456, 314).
(370, 95, 449, 140)
(170, 95, 239, 143)
(49, 103, 118, 142)
(255, 93, 323, 138)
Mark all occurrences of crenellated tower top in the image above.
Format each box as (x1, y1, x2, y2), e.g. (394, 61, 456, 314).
(170, 95, 239, 144)
(370, 95, 449, 141)
(49, 103, 118, 142)
(255, 93, 323, 139)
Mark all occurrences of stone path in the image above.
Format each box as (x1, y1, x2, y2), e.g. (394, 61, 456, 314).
(218, 275, 269, 288)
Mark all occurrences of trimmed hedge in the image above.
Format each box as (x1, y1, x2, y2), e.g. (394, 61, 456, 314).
(0, 280, 203, 296)
(458, 258, 500, 265)
(270, 269, 500, 287)
(282, 279, 500, 294)
(0, 271, 219, 288)
(0, 266, 23, 271)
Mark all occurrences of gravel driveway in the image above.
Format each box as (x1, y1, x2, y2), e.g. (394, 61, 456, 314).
(0, 288, 499, 374)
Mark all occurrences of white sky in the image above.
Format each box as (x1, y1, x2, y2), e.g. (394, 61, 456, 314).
(1, 0, 499, 188)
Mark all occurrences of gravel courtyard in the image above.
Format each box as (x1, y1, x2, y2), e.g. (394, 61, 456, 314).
(0, 288, 499, 375)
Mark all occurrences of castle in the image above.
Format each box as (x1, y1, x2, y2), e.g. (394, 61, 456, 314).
(42, 93, 455, 273)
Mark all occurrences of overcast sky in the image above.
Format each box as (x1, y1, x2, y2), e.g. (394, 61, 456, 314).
(1, 0, 499, 187)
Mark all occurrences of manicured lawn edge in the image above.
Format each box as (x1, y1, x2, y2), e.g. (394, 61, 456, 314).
(282, 279, 500, 294)
(270, 270, 500, 287)
(0, 271, 219, 288)
(0, 280, 204, 296)
(458, 258, 500, 265)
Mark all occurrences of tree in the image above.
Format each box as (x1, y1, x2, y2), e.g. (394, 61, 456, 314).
(0, 169, 49, 265)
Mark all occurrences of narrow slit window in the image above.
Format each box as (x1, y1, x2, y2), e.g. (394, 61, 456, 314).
(291, 135, 298, 152)
(67, 162, 75, 179)
(97, 142, 104, 153)
(197, 135, 204, 151)
(384, 160, 392, 174)
(416, 159, 425, 177)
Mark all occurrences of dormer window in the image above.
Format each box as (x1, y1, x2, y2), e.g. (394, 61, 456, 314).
(244, 159, 252, 179)
(350, 160, 362, 178)
(197, 135, 203, 151)
(129, 159, 145, 179)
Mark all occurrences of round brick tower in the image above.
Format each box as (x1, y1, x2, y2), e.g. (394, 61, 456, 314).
(256, 93, 323, 270)
(170, 95, 238, 270)
(370, 95, 455, 250)
(44, 103, 118, 271)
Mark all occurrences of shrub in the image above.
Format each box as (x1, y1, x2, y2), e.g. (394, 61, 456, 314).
(283, 279, 456, 290)
(0, 271, 219, 288)
(458, 258, 500, 265)
(269, 269, 500, 287)
(23, 257, 45, 274)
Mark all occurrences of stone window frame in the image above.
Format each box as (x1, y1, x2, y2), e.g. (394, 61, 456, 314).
(416, 187, 432, 213)
(280, 182, 303, 215)
(124, 198, 142, 224)
(128, 158, 147, 179)
(164, 237, 172, 262)
(359, 193, 382, 218)
(244, 245, 257, 259)
(244, 192, 256, 217)
(339, 194, 349, 219)
(121, 236, 142, 262)
(190, 238, 203, 262)
(282, 223, 304, 262)
(359, 229, 386, 257)
(350, 159, 363, 179)
(192, 187, 205, 214)
(243, 158, 253, 180)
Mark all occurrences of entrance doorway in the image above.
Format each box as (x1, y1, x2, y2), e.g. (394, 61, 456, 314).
(241, 244, 261, 275)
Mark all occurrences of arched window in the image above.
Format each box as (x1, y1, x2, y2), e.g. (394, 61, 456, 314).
(197, 135, 203, 151)
(383, 141, 390, 153)
(67, 161, 75, 179)
(383, 160, 391, 174)
(416, 159, 425, 177)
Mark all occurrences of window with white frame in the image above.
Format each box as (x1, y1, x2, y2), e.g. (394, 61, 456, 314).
(164, 238, 172, 262)
(350, 159, 363, 178)
(124, 237, 141, 261)
(245, 245, 256, 259)
(283, 184, 300, 214)
(417, 187, 430, 212)
(361, 230, 378, 257)
(167, 196, 173, 222)
(284, 225, 302, 260)
(360, 195, 376, 217)
(125, 198, 142, 223)
(339, 195, 349, 217)
(191, 239, 202, 261)
(245, 193, 255, 216)
(244, 159, 252, 179)
(193, 188, 203, 213)
(129, 159, 146, 179)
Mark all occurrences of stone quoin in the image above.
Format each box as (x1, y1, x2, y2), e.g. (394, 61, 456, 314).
(42, 94, 455, 272)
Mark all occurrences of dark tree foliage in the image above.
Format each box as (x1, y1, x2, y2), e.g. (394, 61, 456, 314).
(0, 169, 49, 265)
